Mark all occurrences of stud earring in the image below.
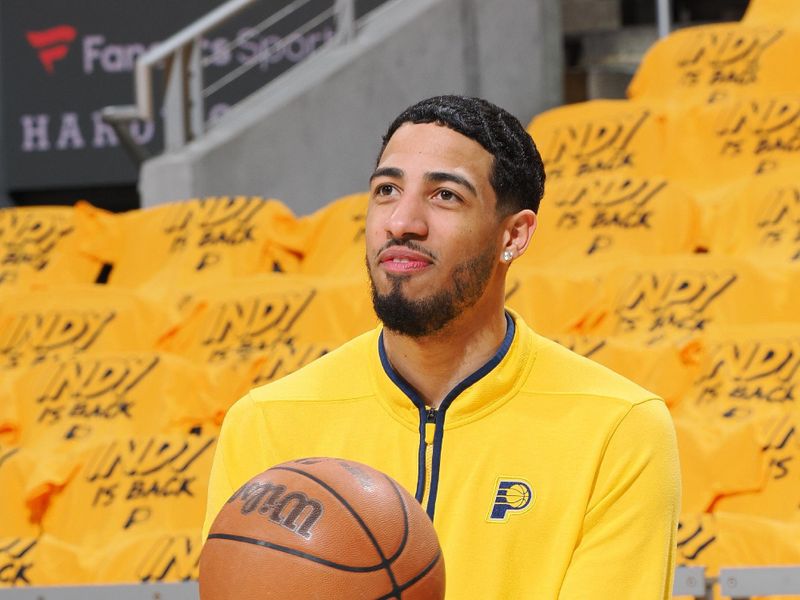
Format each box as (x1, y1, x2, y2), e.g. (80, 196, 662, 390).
(502, 249, 514, 262)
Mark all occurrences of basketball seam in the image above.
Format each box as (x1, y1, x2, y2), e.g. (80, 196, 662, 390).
(272, 465, 404, 598)
(384, 476, 411, 564)
(206, 533, 387, 573)
(374, 551, 443, 600)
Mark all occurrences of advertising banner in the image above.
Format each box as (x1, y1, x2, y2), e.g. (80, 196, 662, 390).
(0, 0, 379, 192)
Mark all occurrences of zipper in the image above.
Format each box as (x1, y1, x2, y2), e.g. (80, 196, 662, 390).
(379, 312, 515, 522)
(420, 408, 436, 509)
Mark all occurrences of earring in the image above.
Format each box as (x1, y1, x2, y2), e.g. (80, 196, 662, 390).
(502, 249, 514, 262)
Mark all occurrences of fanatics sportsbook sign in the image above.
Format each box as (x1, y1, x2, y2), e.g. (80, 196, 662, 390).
(0, 0, 348, 191)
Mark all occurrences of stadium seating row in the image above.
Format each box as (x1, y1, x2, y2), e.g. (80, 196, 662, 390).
(1, 0, 799, 588)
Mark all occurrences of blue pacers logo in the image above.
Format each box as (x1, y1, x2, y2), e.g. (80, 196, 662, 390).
(487, 478, 534, 523)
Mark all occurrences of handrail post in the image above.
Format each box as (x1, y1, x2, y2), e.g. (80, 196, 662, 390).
(188, 37, 205, 139)
(163, 48, 189, 150)
(333, 0, 355, 44)
(656, 0, 671, 38)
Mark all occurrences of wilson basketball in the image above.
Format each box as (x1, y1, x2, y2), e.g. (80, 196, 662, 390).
(199, 457, 445, 599)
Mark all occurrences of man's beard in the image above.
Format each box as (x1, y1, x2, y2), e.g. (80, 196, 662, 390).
(368, 245, 496, 338)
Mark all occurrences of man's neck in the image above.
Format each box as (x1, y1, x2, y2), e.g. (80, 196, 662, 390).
(381, 306, 509, 409)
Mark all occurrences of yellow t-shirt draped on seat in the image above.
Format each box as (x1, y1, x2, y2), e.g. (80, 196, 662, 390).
(0, 351, 221, 446)
(527, 99, 668, 182)
(0, 206, 107, 294)
(24, 431, 217, 549)
(628, 23, 800, 106)
(75, 197, 308, 300)
(524, 174, 702, 264)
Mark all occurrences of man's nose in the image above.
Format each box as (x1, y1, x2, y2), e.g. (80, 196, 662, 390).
(386, 194, 428, 239)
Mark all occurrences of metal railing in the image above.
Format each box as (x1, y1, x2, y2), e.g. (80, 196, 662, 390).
(673, 566, 800, 599)
(101, 0, 356, 165)
(656, 0, 672, 38)
(2, 568, 800, 598)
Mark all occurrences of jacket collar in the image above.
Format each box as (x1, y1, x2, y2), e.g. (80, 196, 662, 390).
(368, 309, 538, 429)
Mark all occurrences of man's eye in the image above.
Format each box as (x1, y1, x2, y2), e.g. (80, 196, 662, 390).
(438, 189, 459, 202)
(377, 184, 395, 196)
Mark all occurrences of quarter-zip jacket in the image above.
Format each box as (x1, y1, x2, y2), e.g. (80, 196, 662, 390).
(204, 310, 680, 599)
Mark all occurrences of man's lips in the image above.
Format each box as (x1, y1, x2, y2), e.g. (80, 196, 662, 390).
(378, 248, 433, 274)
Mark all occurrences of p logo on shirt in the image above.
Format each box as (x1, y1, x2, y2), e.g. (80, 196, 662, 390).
(487, 478, 534, 523)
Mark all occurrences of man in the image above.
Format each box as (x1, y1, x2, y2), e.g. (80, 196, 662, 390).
(204, 95, 681, 598)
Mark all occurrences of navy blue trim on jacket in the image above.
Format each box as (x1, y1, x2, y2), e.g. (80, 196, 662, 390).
(378, 312, 516, 519)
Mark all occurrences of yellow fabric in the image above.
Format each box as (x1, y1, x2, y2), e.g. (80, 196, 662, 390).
(574, 256, 799, 343)
(525, 174, 702, 264)
(75, 197, 307, 297)
(699, 170, 800, 263)
(551, 333, 701, 409)
(0, 351, 220, 446)
(676, 323, 800, 418)
(0, 446, 40, 537)
(673, 324, 800, 519)
(0, 206, 105, 294)
(157, 273, 376, 367)
(743, 0, 800, 29)
(503, 263, 611, 338)
(90, 529, 202, 584)
(711, 410, 799, 519)
(672, 414, 769, 514)
(677, 512, 800, 574)
(0, 535, 84, 587)
(628, 24, 800, 105)
(663, 91, 800, 193)
(527, 99, 667, 182)
(205, 312, 680, 599)
(25, 431, 216, 548)
(0, 285, 170, 371)
(297, 192, 369, 277)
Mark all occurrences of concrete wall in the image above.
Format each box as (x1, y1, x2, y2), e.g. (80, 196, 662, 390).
(141, 0, 563, 214)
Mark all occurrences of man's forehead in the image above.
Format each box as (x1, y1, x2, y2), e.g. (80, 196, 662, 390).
(378, 122, 493, 173)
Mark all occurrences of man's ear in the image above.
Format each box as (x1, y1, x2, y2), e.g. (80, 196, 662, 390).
(501, 210, 537, 260)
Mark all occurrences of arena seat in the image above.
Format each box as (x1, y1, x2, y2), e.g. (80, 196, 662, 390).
(677, 512, 800, 580)
(628, 22, 800, 106)
(23, 430, 217, 551)
(744, 0, 800, 28)
(0, 534, 85, 587)
(296, 192, 369, 277)
(74, 197, 307, 300)
(155, 272, 376, 374)
(0, 351, 221, 447)
(698, 170, 800, 263)
(0, 285, 172, 371)
(0, 206, 109, 293)
(661, 91, 800, 195)
(551, 333, 702, 409)
(527, 99, 668, 182)
(523, 174, 703, 265)
(0, 445, 40, 538)
(563, 256, 799, 344)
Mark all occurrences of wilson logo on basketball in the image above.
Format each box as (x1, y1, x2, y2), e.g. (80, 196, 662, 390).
(487, 478, 535, 523)
(26, 25, 78, 74)
(229, 480, 324, 540)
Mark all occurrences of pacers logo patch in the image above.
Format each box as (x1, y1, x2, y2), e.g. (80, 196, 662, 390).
(487, 478, 534, 523)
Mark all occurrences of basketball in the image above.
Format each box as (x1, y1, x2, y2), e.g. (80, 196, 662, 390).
(199, 457, 445, 599)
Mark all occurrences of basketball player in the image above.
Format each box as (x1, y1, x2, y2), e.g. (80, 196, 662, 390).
(204, 95, 681, 598)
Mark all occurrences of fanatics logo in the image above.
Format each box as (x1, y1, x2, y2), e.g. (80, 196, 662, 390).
(26, 25, 77, 74)
(487, 478, 534, 523)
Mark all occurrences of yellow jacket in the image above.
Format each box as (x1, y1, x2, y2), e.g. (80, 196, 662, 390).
(204, 311, 680, 599)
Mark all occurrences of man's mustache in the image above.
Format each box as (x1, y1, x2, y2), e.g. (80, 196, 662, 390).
(376, 238, 436, 261)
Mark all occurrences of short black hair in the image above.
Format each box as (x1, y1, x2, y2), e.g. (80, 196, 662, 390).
(379, 95, 545, 214)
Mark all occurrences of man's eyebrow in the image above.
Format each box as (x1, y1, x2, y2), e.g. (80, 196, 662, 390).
(425, 171, 478, 197)
(369, 167, 404, 183)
